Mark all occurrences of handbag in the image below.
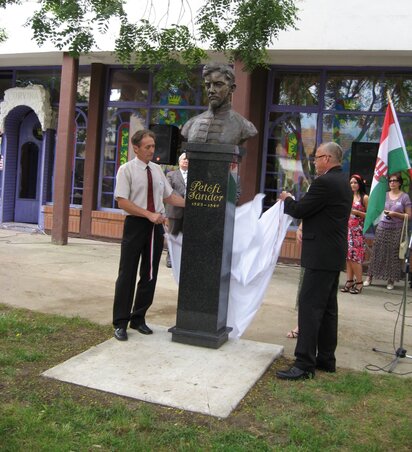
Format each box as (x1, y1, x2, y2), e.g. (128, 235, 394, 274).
(399, 215, 409, 259)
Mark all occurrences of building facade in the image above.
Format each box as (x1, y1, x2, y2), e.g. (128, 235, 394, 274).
(1, 0, 412, 261)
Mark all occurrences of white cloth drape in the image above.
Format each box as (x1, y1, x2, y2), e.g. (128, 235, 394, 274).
(165, 194, 293, 339)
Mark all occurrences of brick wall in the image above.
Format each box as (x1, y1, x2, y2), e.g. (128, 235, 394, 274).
(42, 205, 81, 233)
(91, 210, 124, 239)
(278, 230, 302, 264)
(42, 205, 307, 263)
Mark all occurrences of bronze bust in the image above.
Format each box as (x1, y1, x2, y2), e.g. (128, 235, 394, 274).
(181, 63, 257, 145)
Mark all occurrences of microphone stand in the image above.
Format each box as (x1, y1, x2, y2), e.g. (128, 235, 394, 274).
(372, 233, 412, 372)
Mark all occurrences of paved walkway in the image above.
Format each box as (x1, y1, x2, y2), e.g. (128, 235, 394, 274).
(1, 227, 411, 375)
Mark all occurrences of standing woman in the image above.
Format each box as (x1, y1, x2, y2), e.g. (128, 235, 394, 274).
(365, 172, 412, 290)
(341, 174, 369, 294)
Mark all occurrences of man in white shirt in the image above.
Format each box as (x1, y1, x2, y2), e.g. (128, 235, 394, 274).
(112, 129, 185, 341)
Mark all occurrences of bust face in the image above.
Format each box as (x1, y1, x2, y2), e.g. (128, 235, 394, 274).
(204, 71, 235, 110)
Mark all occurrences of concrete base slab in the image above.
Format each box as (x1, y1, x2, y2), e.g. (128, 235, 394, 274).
(42, 325, 283, 418)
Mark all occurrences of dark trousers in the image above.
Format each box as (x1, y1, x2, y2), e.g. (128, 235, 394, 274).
(295, 268, 339, 372)
(113, 216, 164, 329)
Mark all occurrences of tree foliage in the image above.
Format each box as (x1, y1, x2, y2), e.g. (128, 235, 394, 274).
(1, 0, 299, 88)
(0, 0, 20, 42)
(197, 0, 298, 71)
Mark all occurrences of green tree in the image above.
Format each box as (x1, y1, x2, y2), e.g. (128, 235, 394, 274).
(0, 0, 299, 88)
(0, 0, 20, 41)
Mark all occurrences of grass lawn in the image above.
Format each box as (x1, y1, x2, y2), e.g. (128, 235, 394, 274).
(1, 303, 411, 451)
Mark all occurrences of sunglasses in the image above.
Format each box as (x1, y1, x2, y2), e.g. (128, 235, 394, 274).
(388, 179, 400, 183)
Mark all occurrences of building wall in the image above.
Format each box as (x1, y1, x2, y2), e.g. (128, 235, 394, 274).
(2, 60, 412, 264)
(274, 0, 412, 52)
(1, 1, 412, 262)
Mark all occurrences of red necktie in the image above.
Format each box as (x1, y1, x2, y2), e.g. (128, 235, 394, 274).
(146, 166, 155, 212)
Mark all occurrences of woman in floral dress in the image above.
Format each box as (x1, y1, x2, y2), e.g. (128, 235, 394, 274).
(341, 174, 368, 294)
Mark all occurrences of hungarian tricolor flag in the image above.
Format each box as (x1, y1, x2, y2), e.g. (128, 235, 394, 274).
(363, 99, 412, 233)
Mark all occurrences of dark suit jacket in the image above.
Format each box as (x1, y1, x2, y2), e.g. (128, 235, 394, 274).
(166, 169, 186, 220)
(283, 166, 352, 272)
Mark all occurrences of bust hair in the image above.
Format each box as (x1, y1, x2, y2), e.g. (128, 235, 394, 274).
(321, 142, 343, 163)
(178, 152, 187, 162)
(202, 63, 235, 84)
(131, 129, 156, 146)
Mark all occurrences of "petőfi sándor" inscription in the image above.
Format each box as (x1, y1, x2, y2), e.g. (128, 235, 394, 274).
(187, 180, 224, 208)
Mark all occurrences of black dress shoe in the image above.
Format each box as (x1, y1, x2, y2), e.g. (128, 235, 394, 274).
(276, 366, 314, 380)
(130, 323, 153, 335)
(114, 327, 128, 341)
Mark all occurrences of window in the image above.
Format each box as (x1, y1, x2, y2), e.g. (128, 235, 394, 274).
(109, 69, 149, 103)
(101, 108, 147, 208)
(0, 71, 13, 100)
(273, 72, 320, 106)
(263, 68, 412, 212)
(15, 68, 61, 103)
(70, 107, 88, 205)
(99, 67, 206, 210)
(264, 112, 317, 208)
(325, 73, 385, 112)
(77, 67, 91, 103)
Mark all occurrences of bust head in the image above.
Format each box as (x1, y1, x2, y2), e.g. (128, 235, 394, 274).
(202, 63, 236, 111)
(180, 63, 257, 145)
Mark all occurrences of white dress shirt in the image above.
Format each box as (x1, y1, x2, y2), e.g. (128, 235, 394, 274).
(115, 157, 173, 214)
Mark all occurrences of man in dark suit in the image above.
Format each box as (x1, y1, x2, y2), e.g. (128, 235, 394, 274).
(166, 152, 188, 235)
(277, 142, 352, 380)
(165, 152, 188, 267)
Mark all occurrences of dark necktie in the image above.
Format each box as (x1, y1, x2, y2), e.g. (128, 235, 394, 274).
(146, 166, 155, 212)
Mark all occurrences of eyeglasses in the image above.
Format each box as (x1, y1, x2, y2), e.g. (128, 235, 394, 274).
(389, 179, 400, 183)
(314, 154, 329, 160)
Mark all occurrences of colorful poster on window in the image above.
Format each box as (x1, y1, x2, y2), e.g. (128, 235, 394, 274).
(117, 124, 129, 166)
(157, 86, 189, 127)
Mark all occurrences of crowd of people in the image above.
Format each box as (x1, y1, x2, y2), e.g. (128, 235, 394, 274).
(109, 62, 411, 382)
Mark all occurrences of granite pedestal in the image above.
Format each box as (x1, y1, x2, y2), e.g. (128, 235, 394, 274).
(169, 142, 240, 348)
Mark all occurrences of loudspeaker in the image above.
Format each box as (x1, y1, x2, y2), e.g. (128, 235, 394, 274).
(350, 142, 379, 194)
(149, 124, 179, 165)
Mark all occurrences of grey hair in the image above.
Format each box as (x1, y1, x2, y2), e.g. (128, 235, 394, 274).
(178, 152, 187, 162)
(202, 63, 235, 85)
(320, 142, 343, 163)
(131, 128, 155, 146)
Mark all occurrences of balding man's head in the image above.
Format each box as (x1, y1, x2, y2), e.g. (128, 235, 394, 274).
(319, 142, 343, 164)
(314, 142, 343, 175)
